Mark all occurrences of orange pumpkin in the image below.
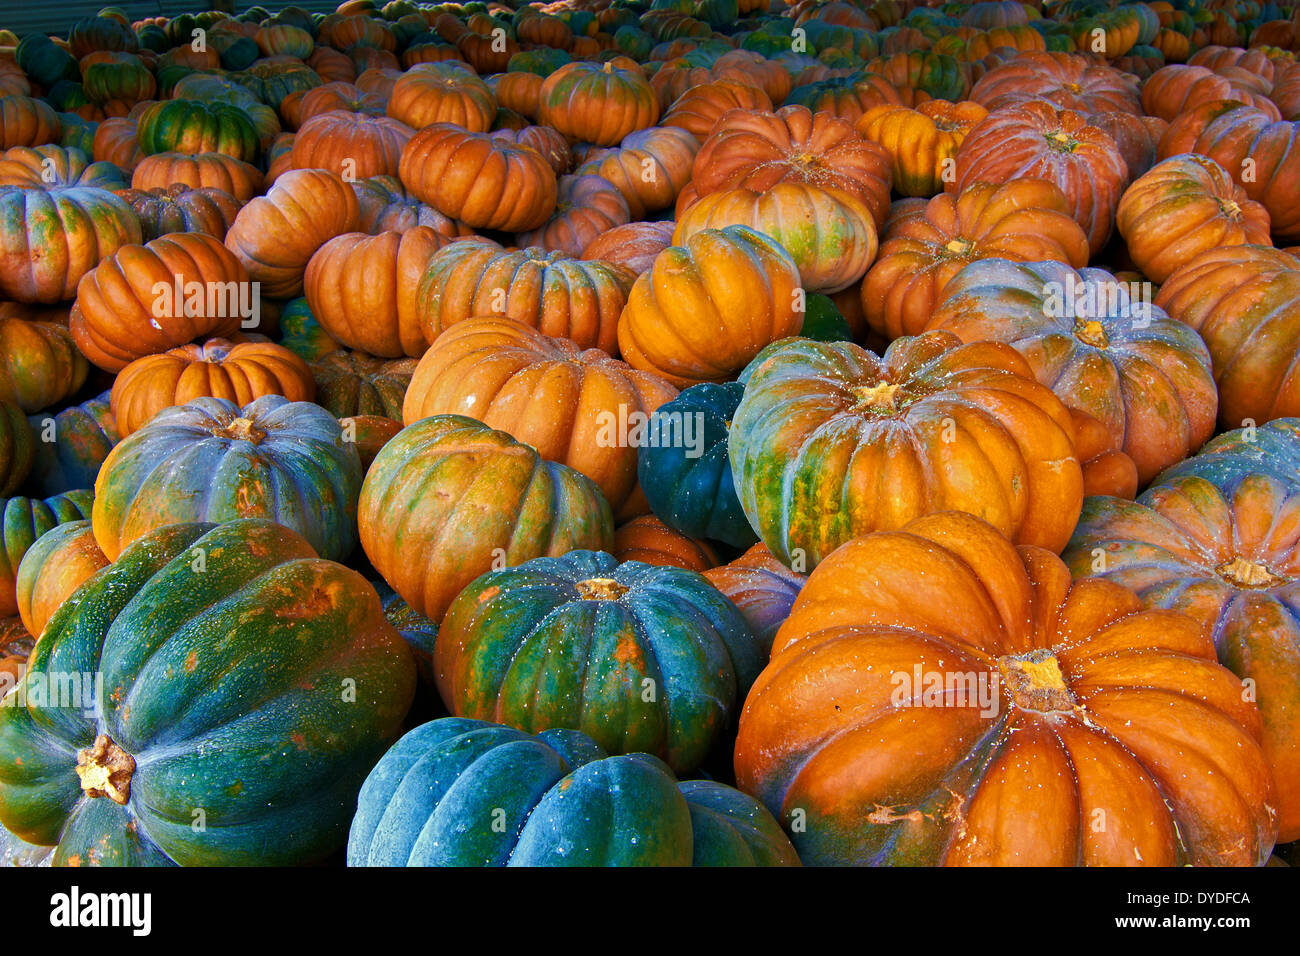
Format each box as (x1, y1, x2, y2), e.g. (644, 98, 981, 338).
(114, 185, 243, 242)
(13, 520, 108, 639)
(613, 515, 719, 571)
(1087, 109, 1168, 179)
(0, 95, 60, 149)
(91, 116, 143, 172)
(573, 126, 698, 220)
(516, 174, 630, 257)
(486, 72, 544, 121)
(702, 543, 805, 656)
(350, 174, 474, 237)
(969, 51, 1145, 114)
(130, 151, 264, 202)
(855, 99, 988, 197)
(1141, 64, 1279, 122)
(385, 62, 495, 132)
(289, 110, 414, 180)
(659, 79, 773, 143)
(0, 318, 88, 414)
(486, 125, 570, 176)
(581, 220, 675, 276)
(539, 60, 660, 146)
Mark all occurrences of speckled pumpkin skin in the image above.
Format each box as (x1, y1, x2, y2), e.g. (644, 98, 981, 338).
(0, 490, 93, 619)
(0, 520, 415, 866)
(25, 391, 119, 497)
(347, 718, 799, 866)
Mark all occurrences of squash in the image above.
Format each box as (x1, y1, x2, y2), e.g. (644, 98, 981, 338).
(487, 125, 571, 175)
(854, 99, 987, 198)
(13, 519, 107, 639)
(359, 415, 615, 622)
(0, 145, 125, 190)
(735, 510, 1277, 866)
(130, 151, 264, 202)
(969, 51, 1145, 115)
(573, 126, 697, 220)
(0, 319, 89, 414)
(0, 95, 61, 150)
(0, 490, 93, 619)
(347, 717, 798, 866)
(114, 185, 243, 243)
(437, 550, 760, 773)
(403, 317, 676, 518)
(309, 350, 417, 421)
(386, 62, 496, 132)
(612, 515, 720, 571)
(288, 111, 414, 182)
(539, 60, 660, 146)
(660, 79, 774, 143)
(729, 332, 1084, 568)
(581, 221, 675, 276)
(92, 395, 363, 563)
(516, 173, 631, 258)
(703, 543, 805, 657)
(134, 99, 260, 164)
(23, 392, 118, 497)
(0, 519, 415, 866)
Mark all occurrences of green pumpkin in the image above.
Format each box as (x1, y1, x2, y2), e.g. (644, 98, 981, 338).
(57, 115, 99, 156)
(377, 583, 439, 687)
(68, 17, 138, 56)
(15, 35, 79, 88)
(0, 402, 33, 498)
(134, 23, 170, 54)
(81, 53, 154, 105)
(0, 519, 415, 866)
(438, 550, 761, 772)
(277, 298, 341, 362)
(347, 718, 800, 866)
(25, 391, 119, 498)
(134, 99, 260, 164)
(507, 47, 571, 77)
(92, 395, 362, 563)
(309, 351, 416, 421)
(614, 25, 654, 59)
(799, 294, 852, 342)
(637, 382, 757, 549)
(214, 35, 261, 72)
(0, 490, 93, 618)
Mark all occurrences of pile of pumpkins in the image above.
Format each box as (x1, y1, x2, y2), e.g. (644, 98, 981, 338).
(0, 0, 1298, 867)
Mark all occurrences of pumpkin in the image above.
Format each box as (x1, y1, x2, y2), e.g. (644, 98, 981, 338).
(860, 179, 1091, 340)
(288, 110, 413, 181)
(690, 104, 892, 232)
(782, 74, 903, 127)
(416, 240, 633, 356)
(637, 381, 757, 549)
(304, 228, 446, 359)
(968, 51, 1144, 114)
(255, 23, 314, 59)
(573, 126, 698, 220)
(926, 259, 1218, 484)
(70, 232, 251, 373)
(1063, 433, 1300, 840)
(735, 510, 1277, 866)
(703, 543, 805, 657)
(1153, 245, 1300, 427)
(675, 184, 877, 296)
(1141, 64, 1277, 122)
(581, 221, 675, 276)
(224, 168, 362, 298)
(129, 151, 264, 202)
(113, 185, 243, 242)
(487, 72, 545, 122)
(618, 225, 803, 387)
(358, 415, 615, 623)
(309, 350, 417, 421)
(347, 717, 798, 866)
(277, 298, 341, 363)
(289, 82, 387, 128)
(487, 125, 571, 176)
(660, 80, 774, 143)
(438, 549, 757, 772)
(854, 99, 987, 198)
(539, 60, 660, 146)
(0, 490, 93, 618)
(613, 515, 721, 572)
(0, 519, 415, 866)
(397, 124, 557, 233)
(0, 319, 89, 415)
(1116, 154, 1272, 284)
(91, 117, 143, 173)
(340, 414, 400, 474)
(351, 174, 474, 237)
(0, 186, 142, 304)
(0, 145, 124, 190)
(12, 519, 107, 639)
(0, 96, 61, 150)
(134, 99, 260, 164)
(1088, 109, 1168, 180)
(386, 62, 496, 132)
(109, 339, 316, 437)
(948, 101, 1129, 256)
(0, 403, 33, 498)
(729, 332, 1084, 568)
(79, 52, 156, 107)
(516, 173, 631, 257)
(92, 395, 363, 563)
(23, 392, 118, 497)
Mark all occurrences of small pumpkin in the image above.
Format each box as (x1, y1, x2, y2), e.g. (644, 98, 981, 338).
(351, 174, 474, 237)
(0, 490, 93, 618)
(134, 99, 260, 164)
(660, 79, 774, 142)
(581, 221, 675, 276)
(290, 110, 414, 181)
(0, 403, 33, 498)
(0, 319, 89, 414)
(0, 144, 125, 190)
(309, 350, 418, 422)
(573, 126, 697, 219)
(113, 185, 244, 242)
(703, 543, 805, 657)
(612, 514, 720, 572)
(13, 520, 107, 639)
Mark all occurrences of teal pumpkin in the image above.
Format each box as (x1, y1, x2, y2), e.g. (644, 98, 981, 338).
(507, 48, 571, 77)
(0, 519, 416, 866)
(0, 490, 93, 618)
(277, 297, 341, 363)
(15, 35, 79, 88)
(0, 401, 33, 498)
(134, 99, 260, 164)
(637, 382, 757, 549)
(437, 550, 761, 773)
(25, 391, 119, 498)
(799, 293, 853, 342)
(377, 582, 439, 687)
(92, 395, 362, 563)
(347, 718, 800, 866)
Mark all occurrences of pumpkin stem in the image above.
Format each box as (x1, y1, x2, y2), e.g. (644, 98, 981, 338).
(576, 577, 629, 601)
(1219, 198, 1242, 220)
(216, 416, 267, 444)
(1216, 556, 1285, 588)
(1044, 130, 1077, 152)
(1073, 319, 1109, 348)
(997, 650, 1077, 715)
(852, 381, 902, 411)
(943, 238, 974, 256)
(75, 734, 135, 806)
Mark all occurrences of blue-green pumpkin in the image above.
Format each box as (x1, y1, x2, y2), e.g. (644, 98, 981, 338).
(436, 550, 761, 773)
(637, 382, 758, 549)
(25, 391, 119, 497)
(376, 583, 438, 687)
(0, 519, 416, 866)
(347, 718, 799, 866)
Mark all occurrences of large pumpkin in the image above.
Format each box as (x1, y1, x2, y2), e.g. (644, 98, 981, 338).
(436, 551, 761, 773)
(617, 225, 802, 387)
(0, 519, 415, 866)
(12, 519, 107, 639)
(539, 60, 660, 146)
(0, 95, 61, 150)
(659, 79, 774, 143)
(386, 62, 496, 132)
(347, 718, 798, 866)
(0, 319, 88, 414)
(289, 110, 414, 180)
(134, 99, 260, 164)
(0, 144, 124, 190)
(926, 259, 1218, 484)
(734, 511, 1277, 866)
(0, 490, 93, 619)
(129, 151, 264, 202)
(93, 395, 362, 563)
(860, 179, 1091, 340)
(359, 415, 615, 623)
(729, 332, 1084, 568)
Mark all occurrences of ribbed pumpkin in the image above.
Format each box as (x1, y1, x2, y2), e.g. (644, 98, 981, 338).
(612, 515, 720, 572)
(0, 186, 142, 304)
(968, 51, 1145, 114)
(488, 72, 545, 122)
(861, 179, 1091, 340)
(1116, 154, 1271, 283)
(782, 73, 903, 127)
(288, 81, 386, 128)
(690, 105, 892, 232)
(134, 99, 260, 164)
(289, 111, 414, 181)
(729, 332, 1084, 568)
(114, 185, 244, 242)
(487, 125, 570, 175)
(416, 240, 633, 355)
(223, 168, 361, 298)
(347, 718, 798, 866)
(404, 316, 676, 517)
(0, 95, 60, 150)
(397, 123, 557, 233)
(573, 126, 698, 219)
(130, 151, 264, 202)
(309, 350, 417, 421)
(23, 392, 118, 497)
(618, 225, 803, 387)
(0, 402, 33, 498)
(70, 232, 250, 373)
(109, 339, 316, 437)
(516, 174, 631, 257)
(703, 543, 805, 657)
(0, 319, 89, 414)
(0, 490, 93, 618)
(926, 259, 1217, 484)
(637, 381, 756, 548)
(660, 79, 774, 143)
(0, 144, 124, 189)
(93, 395, 363, 563)
(304, 228, 447, 359)
(358, 415, 615, 623)
(437, 551, 760, 773)
(91, 117, 143, 173)
(1089, 109, 1168, 179)
(0, 519, 415, 866)
(1141, 64, 1276, 122)
(1153, 245, 1300, 427)
(735, 510, 1277, 866)
(854, 99, 987, 197)
(13, 519, 107, 638)
(386, 62, 495, 132)
(674, 184, 877, 295)
(351, 174, 474, 237)
(539, 60, 660, 146)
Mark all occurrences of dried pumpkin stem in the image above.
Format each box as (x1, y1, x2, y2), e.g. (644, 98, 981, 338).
(75, 734, 135, 806)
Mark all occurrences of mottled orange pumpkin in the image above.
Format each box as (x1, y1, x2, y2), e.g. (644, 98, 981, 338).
(487, 125, 570, 175)
(350, 174, 474, 237)
(539, 60, 660, 147)
(0, 318, 88, 414)
(114, 185, 243, 242)
(855, 99, 988, 197)
(581, 221, 676, 276)
(613, 515, 719, 571)
(516, 174, 630, 258)
(0, 95, 60, 149)
(385, 61, 495, 132)
(574, 126, 698, 219)
(969, 51, 1144, 114)
(659, 79, 773, 143)
(13, 520, 108, 639)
